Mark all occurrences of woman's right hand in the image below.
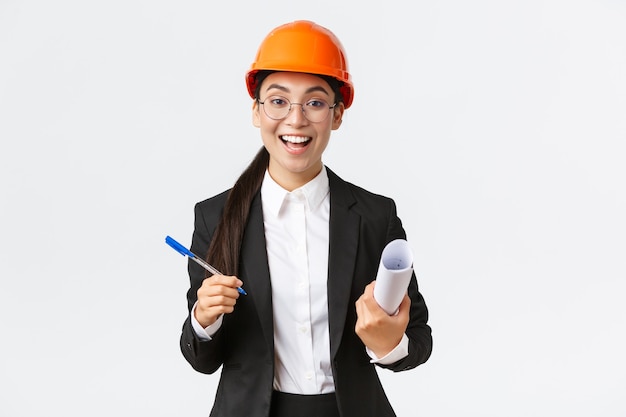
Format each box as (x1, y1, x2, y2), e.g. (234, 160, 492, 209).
(194, 275, 243, 327)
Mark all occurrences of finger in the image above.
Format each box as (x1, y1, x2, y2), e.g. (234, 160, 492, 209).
(398, 293, 411, 311)
(199, 276, 242, 297)
(195, 302, 235, 327)
(354, 295, 371, 326)
(355, 295, 365, 319)
(205, 274, 243, 289)
(196, 293, 238, 321)
(363, 280, 375, 295)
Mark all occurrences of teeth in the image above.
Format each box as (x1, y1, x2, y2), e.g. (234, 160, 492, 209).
(281, 135, 310, 143)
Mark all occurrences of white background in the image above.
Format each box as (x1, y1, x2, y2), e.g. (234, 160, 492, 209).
(1, 1, 625, 416)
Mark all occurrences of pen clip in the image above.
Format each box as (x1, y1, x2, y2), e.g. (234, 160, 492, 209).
(165, 235, 195, 258)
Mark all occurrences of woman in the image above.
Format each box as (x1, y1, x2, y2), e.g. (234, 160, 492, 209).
(180, 20, 432, 417)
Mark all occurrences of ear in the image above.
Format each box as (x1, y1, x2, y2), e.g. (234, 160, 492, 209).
(331, 102, 345, 130)
(252, 100, 261, 127)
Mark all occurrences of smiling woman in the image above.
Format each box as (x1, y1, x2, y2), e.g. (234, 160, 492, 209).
(178, 20, 432, 417)
(252, 71, 343, 188)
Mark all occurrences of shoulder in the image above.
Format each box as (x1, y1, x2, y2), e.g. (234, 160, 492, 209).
(196, 189, 231, 210)
(193, 189, 231, 226)
(327, 167, 408, 241)
(327, 167, 395, 209)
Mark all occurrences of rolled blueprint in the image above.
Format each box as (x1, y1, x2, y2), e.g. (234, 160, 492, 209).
(373, 239, 414, 315)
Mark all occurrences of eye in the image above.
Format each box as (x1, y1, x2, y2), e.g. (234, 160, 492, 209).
(306, 99, 328, 109)
(268, 96, 289, 107)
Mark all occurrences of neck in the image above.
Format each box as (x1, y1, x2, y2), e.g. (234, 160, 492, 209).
(268, 163, 323, 191)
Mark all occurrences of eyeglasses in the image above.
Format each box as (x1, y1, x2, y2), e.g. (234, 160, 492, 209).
(257, 96, 336, 123)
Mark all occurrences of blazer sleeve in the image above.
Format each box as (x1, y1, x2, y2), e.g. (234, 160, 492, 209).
(179, 193, 229, 374)
(376, 199, 433, 372)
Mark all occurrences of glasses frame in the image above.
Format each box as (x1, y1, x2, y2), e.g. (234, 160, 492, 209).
(257, 96, 337, 123)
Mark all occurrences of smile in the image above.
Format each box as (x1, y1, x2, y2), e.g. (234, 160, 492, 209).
(280, 135, 311, 149)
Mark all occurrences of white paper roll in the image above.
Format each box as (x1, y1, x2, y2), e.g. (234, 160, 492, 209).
(373, 239, 414, 315)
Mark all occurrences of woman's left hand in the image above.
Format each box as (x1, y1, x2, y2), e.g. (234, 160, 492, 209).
(354, 280, 410, 358)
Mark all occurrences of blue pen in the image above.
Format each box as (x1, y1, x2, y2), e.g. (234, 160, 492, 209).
(165, 235, 247, 295)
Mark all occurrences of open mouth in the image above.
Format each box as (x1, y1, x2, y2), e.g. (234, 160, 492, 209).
(280, 135, 312, 149)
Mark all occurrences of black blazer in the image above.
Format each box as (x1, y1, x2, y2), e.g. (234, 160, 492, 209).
(180, 167, 432, 417)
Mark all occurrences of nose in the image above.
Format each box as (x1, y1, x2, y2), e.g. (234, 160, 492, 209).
(285, 103, 309, 125)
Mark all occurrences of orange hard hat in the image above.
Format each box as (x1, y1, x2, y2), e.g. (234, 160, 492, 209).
(246, 20, 354, 108)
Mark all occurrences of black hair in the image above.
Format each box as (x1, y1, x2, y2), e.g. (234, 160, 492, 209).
(254, 70, 344, 104)
(205, 146, 269, 276)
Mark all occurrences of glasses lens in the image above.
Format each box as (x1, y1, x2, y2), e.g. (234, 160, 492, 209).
(303, 99, 331, 123)
(261, 96, 332, 123)
(262, 96, 290, 120)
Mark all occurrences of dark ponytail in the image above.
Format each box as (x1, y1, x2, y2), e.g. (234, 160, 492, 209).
(205, 146, 269, 276)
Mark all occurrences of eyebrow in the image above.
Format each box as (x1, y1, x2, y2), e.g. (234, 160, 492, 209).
(264, 83, 330, 97)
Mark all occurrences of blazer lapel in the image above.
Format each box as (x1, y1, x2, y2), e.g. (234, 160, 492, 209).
(326, 168, 360, 360)
(240, 193, 274, 351)
(237, 171, 361, 361)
